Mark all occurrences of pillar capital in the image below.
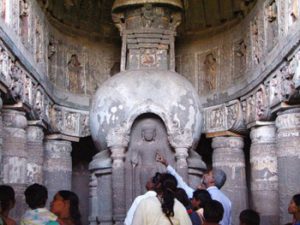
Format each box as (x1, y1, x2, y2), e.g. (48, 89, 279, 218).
(276, 108, 300, 131)
(250, 123, 276, 144)
(212, 136, 244, 149)
(107, 127, 129, 149)
(2, 108, 27, 129)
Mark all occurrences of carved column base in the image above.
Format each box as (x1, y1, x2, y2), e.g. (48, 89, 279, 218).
(212, 136, 247, 225)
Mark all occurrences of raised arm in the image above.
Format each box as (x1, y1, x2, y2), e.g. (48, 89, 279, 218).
(156, 153, 194, 198)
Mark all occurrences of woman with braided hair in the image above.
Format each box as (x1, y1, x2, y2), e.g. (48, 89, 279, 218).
(132, 173, 192, 225)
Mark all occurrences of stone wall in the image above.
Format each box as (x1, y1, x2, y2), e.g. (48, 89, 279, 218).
(176, 0, 299, 107)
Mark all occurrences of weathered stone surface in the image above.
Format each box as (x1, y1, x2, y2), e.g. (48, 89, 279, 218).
(276, 108, 300, 224)
(250, 124, 279, 225)
(26, 123, 44, 184)
(212, 136, 247, 225)
(44, 139, 72, 203)
(2, 109, 27, 220)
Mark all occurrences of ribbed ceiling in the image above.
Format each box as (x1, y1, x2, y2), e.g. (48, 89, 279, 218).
(37, 0, 256, 38)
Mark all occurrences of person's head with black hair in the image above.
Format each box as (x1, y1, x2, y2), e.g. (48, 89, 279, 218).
(145, 172, 161, 191)
(0, 185, 15, 214)
(0, 185, 16, 225)
(239, 209, 260, 225)
(156, 173, 178, 218)
(288, 193, 300, 222)
(24, 183, 48, 209)
(203, 200, 224, 224)
(175, 188, 190, 208)
(191, 189, 212, 210)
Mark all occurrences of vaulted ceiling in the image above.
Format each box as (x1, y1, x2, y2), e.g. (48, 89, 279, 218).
(38, 0, 256, 38)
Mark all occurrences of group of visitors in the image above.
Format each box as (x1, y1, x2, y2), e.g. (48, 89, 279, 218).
(0, 184, 82, 225)
(124, 153, 300, 225)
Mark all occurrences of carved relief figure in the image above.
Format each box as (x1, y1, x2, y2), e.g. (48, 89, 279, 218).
(255, 86, 269, 120)
(269, 74, 280, 106)
(65, 112, 77, 132)
(204, 53, 217, 91)
(20, 0, 29, 45)
(234, 39, 247, 80)
(126, 117, 173, 200)
(10, 63, 23, 101)
(251, 18, 261, 64)
(141, 4, 154, 28)
(140, 49, 155, 67)
(24, 75, 32, 105)
(34, 89, 44, 117)
(35, 18, 43, 63)
(281, 65, 295, 101)
(0, 47, 11, 84)
(266, 0, 278, 52)
(67, 54, 83, 93)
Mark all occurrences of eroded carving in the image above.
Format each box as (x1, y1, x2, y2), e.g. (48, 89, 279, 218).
(266, 0, 278, 52)
(204, 52, 217, 91)
(233, 39, 247, 80)
(67, 54, 84, 93)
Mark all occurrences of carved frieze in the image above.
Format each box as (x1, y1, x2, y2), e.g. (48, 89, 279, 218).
(50, 105, 90, 137)
(203, 100, 246, 134)
(241, 84, 270, 126)
(0, 43, 13, 87)
(9, 62, 24, 102)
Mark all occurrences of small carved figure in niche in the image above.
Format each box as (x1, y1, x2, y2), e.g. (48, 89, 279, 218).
(204, 53, 217, 91)
(48, 35, 57, 60)
(65, 112, 77, 132)
(141, 4, 154, 28)
(35, 19, 43, 63)
(129, 121, 167, 195)
(67, 54, 83, 93)
(23, 75, 33, 104)
(0, 47, 9, 81)
(141, 49, 155, 67)
(267, 1, 277, 23)
(10, 64, 23, 101)
(256, 88, 266, 120)
(281, 65, 295, 101)
(34, 89, 44, 116)
(251, 18, 261, 64)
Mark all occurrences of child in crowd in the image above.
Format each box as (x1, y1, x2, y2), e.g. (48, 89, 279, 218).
(21, 183, 59, 225)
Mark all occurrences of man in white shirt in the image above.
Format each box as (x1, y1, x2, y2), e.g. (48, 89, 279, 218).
(156, 153, 232, 225)
(124, 172, 161, 225)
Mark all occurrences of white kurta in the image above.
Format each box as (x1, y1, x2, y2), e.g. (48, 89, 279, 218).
(132, 196, 192, 225)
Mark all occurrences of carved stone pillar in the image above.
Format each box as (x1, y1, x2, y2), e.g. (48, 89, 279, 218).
(107, 128, 129, 225)
(250, 123, 279, 225)
(211, 136, 247, 225)
(276, 109, 300, 224)
(169, 129, 192, 181)
(2, 109, 27, 219)
(26, 122, 44, 184)
(0, 97, 3, 183)
(44, 138, 72, 202)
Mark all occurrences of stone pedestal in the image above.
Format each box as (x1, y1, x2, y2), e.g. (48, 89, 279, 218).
(26, 122, 44, 184)
(276, 109, 300, 224)
(212, 136, 247, 225)
(44, 138, 72, 203)
(250, 124, 279, 225)
(2, 109, 27, 219)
